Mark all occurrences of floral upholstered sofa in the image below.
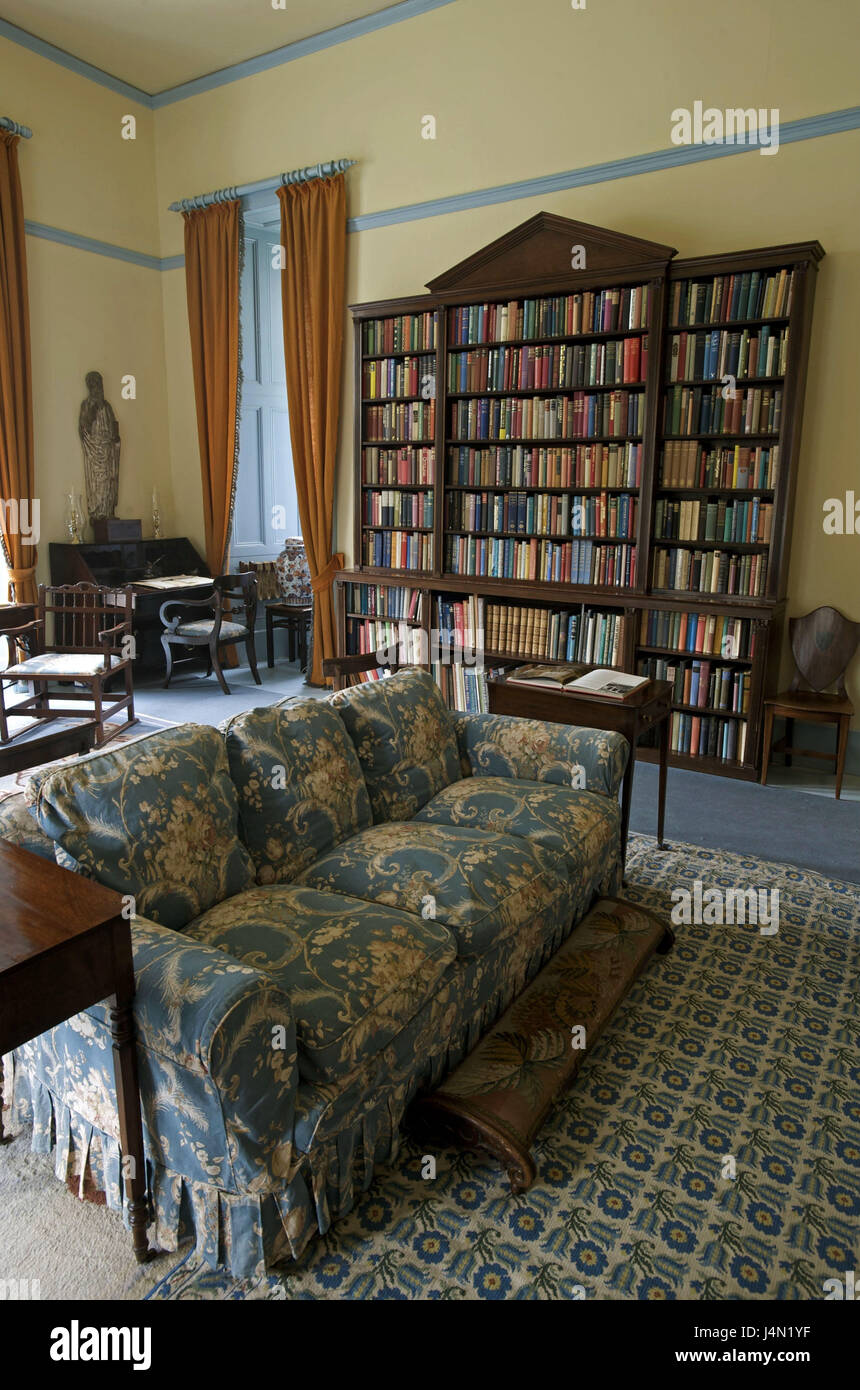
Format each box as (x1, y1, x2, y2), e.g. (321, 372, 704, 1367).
(0, 668, 628, 1277)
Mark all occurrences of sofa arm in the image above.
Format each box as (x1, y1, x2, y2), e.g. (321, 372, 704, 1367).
(452, 712, 629, 799)
(11, 915, 299, 1194)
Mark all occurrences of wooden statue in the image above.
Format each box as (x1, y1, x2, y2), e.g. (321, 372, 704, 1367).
(79, 371, 120, 522)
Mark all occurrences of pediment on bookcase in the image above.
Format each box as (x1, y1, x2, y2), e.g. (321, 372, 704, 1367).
(426, 213, 677, 297)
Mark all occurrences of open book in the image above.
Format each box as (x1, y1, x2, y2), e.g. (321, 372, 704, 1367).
(507, 663, 589, 689)
(508, 664, 649, 700)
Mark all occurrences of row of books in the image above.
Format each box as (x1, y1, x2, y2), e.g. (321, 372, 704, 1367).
(433, 661, 489, 714)
(364, 400, 436, 442)
(653, 497, 774, 545)
(669, 270, 794, 327)
(486, 602, 626, 666)
(639, 655, 750, 713)
(346, 618, 425, 664)
(444, 534, 636, 587)
(447, 442, 642, 490)
(344, 582, 422, 620)
(660, 441, 778, 490)
(668, 711, 749, 763)
(447, 338, 647, 393)
(447, 286, 651, 345)
(434, 594, 484, 647)
(363, 530, 433, 570)
(638, 608, 756, 660)
(450, 391, 644, 442)
(652, 547, 768, 597)
(362, 312, 436, 355)
(362, 446, 435, 486)
(668, 326, 789, 383)
(664, 385, 782, 437)
(362, 357, 436, 400)
(446, 490, 637, 540)
(363, 490, 433, 529)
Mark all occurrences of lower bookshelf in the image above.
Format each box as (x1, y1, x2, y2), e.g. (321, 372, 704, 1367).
(335, 571, 779, 778)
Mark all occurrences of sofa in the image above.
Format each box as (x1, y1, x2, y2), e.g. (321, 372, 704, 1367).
(0, 668, 628, 1278)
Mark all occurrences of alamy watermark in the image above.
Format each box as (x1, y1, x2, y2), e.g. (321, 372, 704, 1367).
(671, 102, 780, 156)
(671, 880, 779, 934)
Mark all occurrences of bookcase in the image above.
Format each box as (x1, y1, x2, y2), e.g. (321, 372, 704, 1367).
(339, 214, 824, 779)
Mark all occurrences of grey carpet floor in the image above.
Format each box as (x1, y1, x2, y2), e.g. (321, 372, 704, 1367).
(630, 758, 859, 882)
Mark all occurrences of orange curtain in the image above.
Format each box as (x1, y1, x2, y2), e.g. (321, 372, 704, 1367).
(0, 131, 36, 604)
(277, 173, 346, 686)
(182, 200, 241, 578)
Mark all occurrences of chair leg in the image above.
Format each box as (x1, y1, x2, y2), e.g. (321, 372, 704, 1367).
(760, 706, 775, 786)
(92, 680, 105, 746)
(784, 717, 794, 768)
(0, 684, 8, 744)
(246, 636, 262, 686)
(835, 715, 849, 799)
(266, 610, 275, 669)
(162, 637, 174, 690)
(211, 640, 231, 695)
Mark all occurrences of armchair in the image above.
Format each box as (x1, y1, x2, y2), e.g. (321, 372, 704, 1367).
(160, 572, 261, 695)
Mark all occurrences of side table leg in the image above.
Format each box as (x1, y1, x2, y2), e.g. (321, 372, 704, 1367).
(657, 712, 669, 850)
(109, 989, 152, 1263)
(0, 1052, 12, 1144)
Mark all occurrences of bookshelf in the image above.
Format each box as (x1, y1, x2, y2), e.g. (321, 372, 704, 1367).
(340, 215, 824, 778)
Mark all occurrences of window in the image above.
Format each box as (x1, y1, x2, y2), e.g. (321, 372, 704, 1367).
(232, 223, 298, 562)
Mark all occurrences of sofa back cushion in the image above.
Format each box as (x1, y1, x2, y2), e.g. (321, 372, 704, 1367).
(222, 698, 372, 884)
(27, 724, 255, 929)
(329, 667, 461, 822)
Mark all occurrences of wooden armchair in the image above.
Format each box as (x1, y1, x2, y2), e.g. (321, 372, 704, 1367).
(760, 605, 860, 798)
(322, 652, 429, 691)
(0, 583, 136, 747)
(160, 572, 261, 695)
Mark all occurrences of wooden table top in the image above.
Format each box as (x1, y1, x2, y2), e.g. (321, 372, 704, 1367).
(487, 675, 672, 709)
(0, 840, 124, 974)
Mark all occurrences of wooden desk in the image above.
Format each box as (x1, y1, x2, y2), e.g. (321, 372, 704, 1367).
(0, 841, 151, 1262)
(487, 676, 672, 873)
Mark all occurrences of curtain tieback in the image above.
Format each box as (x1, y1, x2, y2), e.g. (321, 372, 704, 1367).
(8, 565, 37, 581)
(310, 553, 344, 594)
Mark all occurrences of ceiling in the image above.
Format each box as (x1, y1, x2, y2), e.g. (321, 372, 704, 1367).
(0, 0, 398, 94)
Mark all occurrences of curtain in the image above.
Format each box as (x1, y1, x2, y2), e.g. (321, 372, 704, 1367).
(0, 131, 36, 604)
(182, 200, 242, 579)
(277, 173, 346, 686)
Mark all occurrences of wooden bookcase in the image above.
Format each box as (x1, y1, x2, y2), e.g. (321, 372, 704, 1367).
(339, 214, 824, 780)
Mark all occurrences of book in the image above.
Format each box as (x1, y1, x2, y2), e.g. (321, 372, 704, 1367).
(564, 668, 649, 700)
(507, 662, 588, 688)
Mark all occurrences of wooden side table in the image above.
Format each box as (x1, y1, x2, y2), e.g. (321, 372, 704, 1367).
(266, 602, 313, 671)
(487, 676, 673, 874)
(0, 841, 152, 1263)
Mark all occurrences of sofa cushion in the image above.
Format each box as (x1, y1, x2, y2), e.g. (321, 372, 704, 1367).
(27, 724, 255, 929)
(328, 668, 461, 822)
(414, 776, 620, 888)
(0, 790, 56, 860)
(183, 883, 456, 1084)
(222, 699, 372, 884)
(296, 821, 571, 959)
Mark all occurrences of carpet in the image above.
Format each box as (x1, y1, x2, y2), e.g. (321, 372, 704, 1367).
(139, 834, 859, 1301)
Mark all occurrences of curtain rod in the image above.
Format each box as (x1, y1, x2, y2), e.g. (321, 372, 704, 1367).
(168, 158, 355, 212)
(0, 117, 33, 138)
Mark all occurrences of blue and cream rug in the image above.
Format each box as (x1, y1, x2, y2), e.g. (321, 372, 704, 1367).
(147, 834, 859, 1301)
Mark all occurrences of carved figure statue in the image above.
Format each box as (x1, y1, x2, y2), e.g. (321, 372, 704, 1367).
(78, 371, 120, 522)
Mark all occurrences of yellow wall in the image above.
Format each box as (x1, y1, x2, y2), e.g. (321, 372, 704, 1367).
(0, 35, 172, 581)
(3, 0, 859, 716)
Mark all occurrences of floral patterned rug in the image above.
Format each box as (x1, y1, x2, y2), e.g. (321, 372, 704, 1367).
(146, 833, 860, 1301)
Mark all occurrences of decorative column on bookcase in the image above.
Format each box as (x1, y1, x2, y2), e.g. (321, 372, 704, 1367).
(747, 613, 776, 767)
(767, 251, 822, 601)
(636, 274, 667, 595)
(432, 304, 446, 581)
